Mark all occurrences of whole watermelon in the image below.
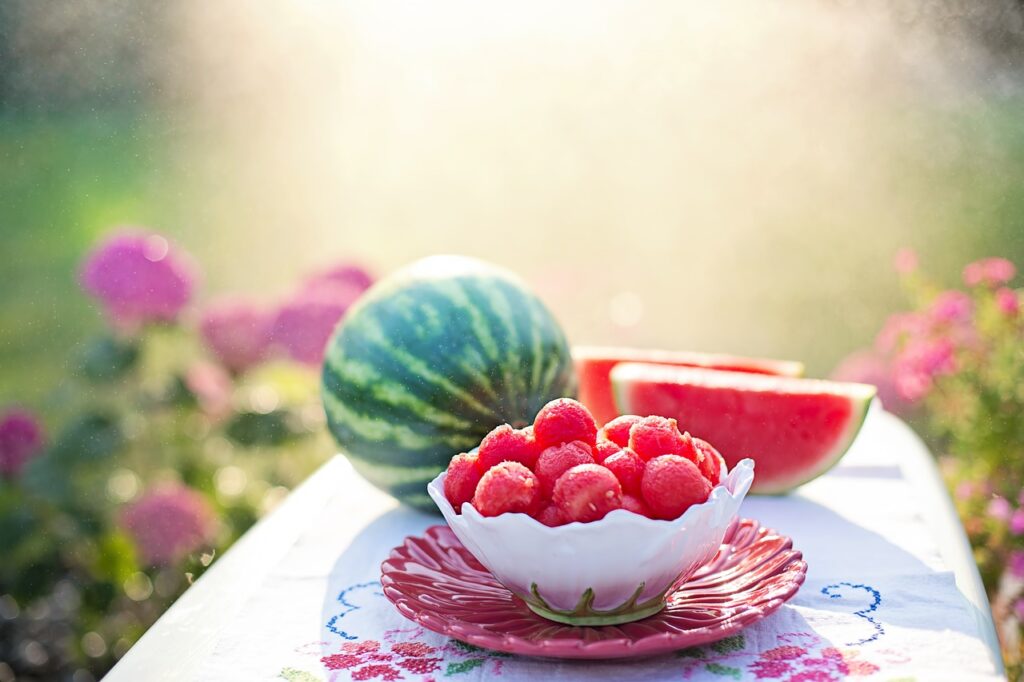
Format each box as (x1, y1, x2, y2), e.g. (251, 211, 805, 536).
(321, 255, 576, 511)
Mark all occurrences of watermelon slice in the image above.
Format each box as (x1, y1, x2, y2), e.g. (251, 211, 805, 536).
(574, 346, 805, 425)
(611, 363, 876, 493)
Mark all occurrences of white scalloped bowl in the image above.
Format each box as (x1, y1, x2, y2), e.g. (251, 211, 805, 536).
(427, 458, 754, 626)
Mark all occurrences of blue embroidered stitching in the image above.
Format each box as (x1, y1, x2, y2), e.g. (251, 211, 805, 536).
(325, 580, 384, 640)
(822, 582, 884, 646)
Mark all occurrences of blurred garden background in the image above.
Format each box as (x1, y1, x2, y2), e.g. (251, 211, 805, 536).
(3, 1, 1024, 680)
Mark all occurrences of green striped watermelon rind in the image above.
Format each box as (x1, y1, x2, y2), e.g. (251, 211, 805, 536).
(321, 255, 576, 512)
(610, 363, 877, 495)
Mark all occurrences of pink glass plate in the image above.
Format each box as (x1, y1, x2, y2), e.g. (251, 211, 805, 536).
(380, 517, 806, 659)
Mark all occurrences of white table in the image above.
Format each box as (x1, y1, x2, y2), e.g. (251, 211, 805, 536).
(106, 408, 1004, 681)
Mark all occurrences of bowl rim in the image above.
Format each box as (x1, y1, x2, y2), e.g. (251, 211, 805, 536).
(427, 457, 755, 531)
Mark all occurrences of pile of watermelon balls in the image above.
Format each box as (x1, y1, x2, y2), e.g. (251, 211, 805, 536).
(443, 398, 727, 525)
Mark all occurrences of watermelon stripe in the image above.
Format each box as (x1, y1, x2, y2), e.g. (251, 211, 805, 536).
(456, 279, 522, 417)
(323, 358, 476, 432)
(343, 311, 501, 421)
(479, 279, 530, 416)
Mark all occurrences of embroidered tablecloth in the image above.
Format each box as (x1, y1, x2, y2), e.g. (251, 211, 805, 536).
(112, 408, 1005, 681)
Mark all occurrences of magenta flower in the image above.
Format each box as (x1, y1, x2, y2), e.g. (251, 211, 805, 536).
(0, 408, 45, 478)
(928, 291, 972, 325)
(963, 257, 1015, 287)
(890, 337, 957, 402)
(874, 312, 928, 354)
(303, 264, 374, 298)
(119, 483, 216, 566)
(270, 290, 352, 367)
(829, 350, 906, 413)
(199, 298, 273, 372)
(996, 287, 1019, 317)
(80, 230, 197, 327)
(893, 248, 918, 275)
(1010, 551, 1024, 579)
(988, 496, 1012, 522)
(1010, 510, 1024, 535)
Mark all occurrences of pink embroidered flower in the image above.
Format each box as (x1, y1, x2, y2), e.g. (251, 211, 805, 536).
(893, 248, 918, 275)
(928, 291, 972, 325)
(1009, 550, 1024, 579)
(80, 230, 197, 327)
(269, 290, 352, 367)
(350, 663, 402, 681)
(119, 483, 216, 566)
(830, 351, 904, 413)
(963, 257, 1015, 287)
(996, 287, 1019, 317)
(988, 496, 1012, 522)
(0, 408, 45, 478)
(199, 298, 273, 372)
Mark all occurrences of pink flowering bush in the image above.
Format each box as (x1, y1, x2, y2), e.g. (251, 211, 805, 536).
(833, 252, 1024, 668)
(0, 228, 373, 680)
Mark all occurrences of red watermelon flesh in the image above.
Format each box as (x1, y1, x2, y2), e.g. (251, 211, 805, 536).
(611, 363, 875, 493)
(574, 346, 805, 425)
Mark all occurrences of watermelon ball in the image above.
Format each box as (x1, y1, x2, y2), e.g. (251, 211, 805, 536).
(629, 416, 695, 462)
(533, 398, 598, 448)
(478, 424, 541, 470)
(603, 447, 644, 496)
(535, 504, 568, 527)
(472, 461, 541, 517)
(621, 494, 651, 517)
(594, 439, 621, 464)
(552, 464, 623, 523)
(599, 414, 643, 448)
(444, 451, 483, 511)
(641, 455, 711, 520)
(535, 440, 595, 497)
(693, 437, 725, 486)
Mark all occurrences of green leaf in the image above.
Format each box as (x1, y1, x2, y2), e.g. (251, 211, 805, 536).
(50, 412, 124, 464)
(710, 634, 746, 654)
(79, 336, 139, 382)
(445, 658, 485, 676)
(225, 411, 293, 447)
(705, 662, 742, 679)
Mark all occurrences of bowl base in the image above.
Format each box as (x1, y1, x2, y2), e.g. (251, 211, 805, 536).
(525, 599, 666, 626)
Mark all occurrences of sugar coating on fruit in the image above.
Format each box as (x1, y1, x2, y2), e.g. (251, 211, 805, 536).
(621, 494, 650, 517)
(594, 439, 622, 464)
(693, 437, 725, 486)
(478, 424, 541, 470)
(535, 440, 595, 496)
(472, 461, 541, 517)
(641, 455, 711, 520)
(600, 415, 642, 448)
(602, 447, 644, 496)
(533, 398, 598, 448)
(628, 416, 690, 462)
(444, 451, 483, 511)
(535, 504, 568, 527)
(552, 464, 623, 523)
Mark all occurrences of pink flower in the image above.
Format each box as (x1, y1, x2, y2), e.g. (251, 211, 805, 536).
(1010, 510, 1024, 535)
(0, 408, 45, 478)
(185, 362, 234, 418)
(80, 230, 197, 327)
(890, 338, 956, 402)
(303, 264, 374, 298)
(1010, 551, 1024, 579)
(955, 481, 977, 501)
(988, 496, 1012, 521)
(893, 248, 918, 275)
(199, 298, 273, 372)
(829, 351, 906, 413)
(875, 313, 928, 354)
(270, 290, 351, 367)
(119, 484, 216, 566)
(1015, 599, 1024, 621)
(996, 287, 1019, 317)
(928, 291, 972, 325)
(963, 257, 1015, 287)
